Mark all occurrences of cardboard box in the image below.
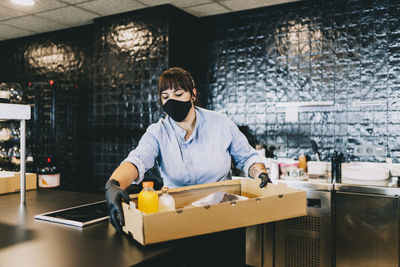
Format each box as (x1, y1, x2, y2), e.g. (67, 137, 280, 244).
(122, 178, 306, 245)
(0, 172, 37, 194)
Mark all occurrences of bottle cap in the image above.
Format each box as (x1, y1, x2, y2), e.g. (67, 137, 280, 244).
(142, 181, 154, 188)
(161, 187, 169, 193)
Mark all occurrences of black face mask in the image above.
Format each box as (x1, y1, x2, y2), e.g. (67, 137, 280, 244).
(162, 99, 192, 122)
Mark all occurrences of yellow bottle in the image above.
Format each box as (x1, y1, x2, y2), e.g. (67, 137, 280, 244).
(299, 154, 307, 172)
(138, 181, 159, 214)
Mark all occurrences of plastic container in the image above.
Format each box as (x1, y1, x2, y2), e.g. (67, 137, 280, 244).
(138, 181, 159, 214)
(278, 159, 299, 175)
(307, 161, 331, 177)
(38, 157, 60, 188)
(158, 187, 175, 212)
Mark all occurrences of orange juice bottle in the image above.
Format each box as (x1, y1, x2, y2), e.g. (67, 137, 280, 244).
(138, 181, 159, 214)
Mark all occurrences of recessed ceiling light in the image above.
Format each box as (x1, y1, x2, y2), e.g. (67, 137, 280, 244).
(10, 0, 35, 6)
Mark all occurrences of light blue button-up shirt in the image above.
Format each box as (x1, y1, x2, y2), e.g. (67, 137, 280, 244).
(123, 107, 266, 188)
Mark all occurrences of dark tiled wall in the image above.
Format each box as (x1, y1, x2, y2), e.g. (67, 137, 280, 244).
(200, 0, 400, 162)
(91, 6, 198, 191)
(0, 27, 93, 191)
(1, 1, 400, 192)
(0, 5, 197, 192)
(91, 8, 169, 190)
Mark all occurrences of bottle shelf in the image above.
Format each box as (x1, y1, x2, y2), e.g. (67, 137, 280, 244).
(0, 103, 31, 203)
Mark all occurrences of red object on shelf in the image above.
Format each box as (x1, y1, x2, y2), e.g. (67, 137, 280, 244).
(49, 80, 54, 85)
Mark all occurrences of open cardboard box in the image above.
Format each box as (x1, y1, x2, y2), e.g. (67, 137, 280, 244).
(122, 178, 306, 245)
(0, 172, 37, 194)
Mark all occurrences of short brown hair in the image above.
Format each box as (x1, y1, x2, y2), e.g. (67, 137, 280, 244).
(158, 67, 198, 104)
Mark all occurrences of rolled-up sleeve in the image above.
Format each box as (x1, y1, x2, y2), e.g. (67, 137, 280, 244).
(122, 129, 160, 184)
(227, 119, 267, 177)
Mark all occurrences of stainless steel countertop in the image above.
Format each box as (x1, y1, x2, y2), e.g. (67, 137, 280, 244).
(335, 182, 400, 196)
(274, 178, 400, 196)
(275, 179, 334, 191)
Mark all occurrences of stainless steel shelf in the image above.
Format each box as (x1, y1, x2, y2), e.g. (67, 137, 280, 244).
(0, 103, 30, 120)
(0, 103, 31, 203)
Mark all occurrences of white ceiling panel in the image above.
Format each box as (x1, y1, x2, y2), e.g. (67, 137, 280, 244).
(0, 6, 26, 21)
(222, 0, 300, 11)
(0, 23, 35, 39)
(185, 2, 229, 17)
(0, 0, 301, 41)
(0, 0, 67, 15)
(76, 0, 146, 16)
(135, 0, 168, 6)
(35, 6, 98, 26)
(2, 15, 68, 32)
(57, 0, 91, 3)
(170, 0, 212, 9)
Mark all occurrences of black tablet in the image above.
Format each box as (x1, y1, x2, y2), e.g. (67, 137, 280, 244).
(34, 200, 109, 227)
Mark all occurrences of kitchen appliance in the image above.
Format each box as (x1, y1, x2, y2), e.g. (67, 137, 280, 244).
(335, 184, 399, 267)
(275, 183, 333, 267)
(246, 181, 333, 267)
(34, 200, 108, 227)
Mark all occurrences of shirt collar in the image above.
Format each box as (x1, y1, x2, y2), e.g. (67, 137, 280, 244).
(168, 107, 201, 143)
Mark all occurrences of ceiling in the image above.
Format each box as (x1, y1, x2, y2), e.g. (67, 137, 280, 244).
(0, 0, 300, 41)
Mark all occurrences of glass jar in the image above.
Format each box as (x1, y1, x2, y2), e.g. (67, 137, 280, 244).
(8, 83, 23, 103)
(38, 157, 60, 188)
(0, 145, 10, 171)
(0, 125, 12, 142)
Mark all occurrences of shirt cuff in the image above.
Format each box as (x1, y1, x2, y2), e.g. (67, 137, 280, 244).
(243, 155, 268, 178)
(122, 157, 145, 184)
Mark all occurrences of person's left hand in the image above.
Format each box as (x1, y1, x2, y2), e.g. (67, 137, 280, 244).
(258, 172, 272, 188)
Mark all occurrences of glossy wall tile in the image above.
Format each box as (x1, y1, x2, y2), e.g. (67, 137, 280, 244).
(0, 27, 93, 191)
(199, 0, 400, 162)
(1, 1, 400, 192)
(91, 6, 197, 190)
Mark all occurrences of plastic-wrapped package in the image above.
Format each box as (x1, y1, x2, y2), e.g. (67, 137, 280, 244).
(191, 191, 248, 207)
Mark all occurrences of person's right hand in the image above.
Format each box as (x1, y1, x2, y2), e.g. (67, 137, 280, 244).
(105, 179, 130, 233)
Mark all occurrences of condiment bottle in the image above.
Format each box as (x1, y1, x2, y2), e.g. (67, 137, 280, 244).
(298, 154, 307, 172)
(158, 187, 175, 212)
(138, 181, 158, 214)
(38, 157, 60, 188)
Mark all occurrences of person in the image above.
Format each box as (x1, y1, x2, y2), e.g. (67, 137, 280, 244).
(105, 67, 272, 232)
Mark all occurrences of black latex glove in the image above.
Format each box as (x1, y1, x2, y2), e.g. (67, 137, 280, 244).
(105, 179, 130, 233)
(258, 172, 272, 188)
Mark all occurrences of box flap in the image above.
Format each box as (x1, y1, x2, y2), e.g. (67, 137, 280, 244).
(240, 178, 301, 197)
(122, 203, 144, 245)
